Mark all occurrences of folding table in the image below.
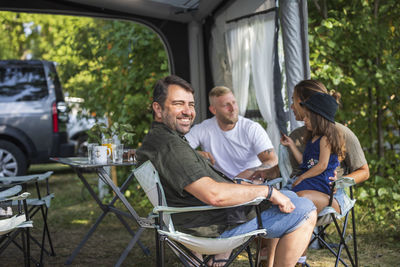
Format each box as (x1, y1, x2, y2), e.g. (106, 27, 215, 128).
(52, 157, 152, 266)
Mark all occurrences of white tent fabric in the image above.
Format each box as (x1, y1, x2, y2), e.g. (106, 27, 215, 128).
(249, 12, 280, 150)
(225, 19, 251, 116)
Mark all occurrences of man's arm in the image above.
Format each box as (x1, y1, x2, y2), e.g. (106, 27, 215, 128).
(343, 163, 369, 184)
(257, 148, 278, 167)
(234, 148, 278, 179)
(197, 151, 216, 165)
(184, 177, 295, 213)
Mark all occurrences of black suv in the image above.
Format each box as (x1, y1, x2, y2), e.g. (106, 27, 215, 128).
(0, 60, 74, 176)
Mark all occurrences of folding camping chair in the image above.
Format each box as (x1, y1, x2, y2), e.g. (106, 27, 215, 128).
(133, 160, 267, 267)
(278, 145, 358, 267)
(0, 171, 56, 266)
(0, 185, 33, 267)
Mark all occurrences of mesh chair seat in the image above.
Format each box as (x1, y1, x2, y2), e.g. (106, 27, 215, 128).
(158, 228, 266, 255)
(0, 188, 32, 235)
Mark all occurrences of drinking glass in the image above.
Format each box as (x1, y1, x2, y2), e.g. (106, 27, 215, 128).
(87, 143, 98, 163)
(112, 144, 124, 163)
(102, 138, 114, 161)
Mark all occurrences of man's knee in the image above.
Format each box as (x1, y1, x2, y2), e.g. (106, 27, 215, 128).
(306, 209, 317, 226)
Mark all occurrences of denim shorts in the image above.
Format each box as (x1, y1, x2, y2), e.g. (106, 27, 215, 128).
(220, 190, 316, 239)
(286, 178, 352, 216)
(334, 188, 354, 215)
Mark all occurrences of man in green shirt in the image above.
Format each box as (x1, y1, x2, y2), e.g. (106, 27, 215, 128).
(137, 75, 317, 266)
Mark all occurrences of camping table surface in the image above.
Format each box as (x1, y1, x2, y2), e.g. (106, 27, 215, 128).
(51, 157, 151, 267)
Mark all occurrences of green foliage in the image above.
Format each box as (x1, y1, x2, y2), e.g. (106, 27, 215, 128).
(0, 11, 169, 199)
(0, 11, 169, 147)
(308, 0, 400, 230)
(87, 122, 136, 145)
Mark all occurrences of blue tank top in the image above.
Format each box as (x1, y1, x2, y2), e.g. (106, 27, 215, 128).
(292, 136, 339, 195)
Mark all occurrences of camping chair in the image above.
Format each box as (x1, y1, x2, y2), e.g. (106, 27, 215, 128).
(0, 185, 33, 267)
(0, 171, 56, 265)
(133, 160, 267, 267)
(278, 145, 358, 267)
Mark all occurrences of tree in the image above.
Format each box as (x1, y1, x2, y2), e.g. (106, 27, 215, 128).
(308, 0, 400, 228)
(0, 11, 169, 147)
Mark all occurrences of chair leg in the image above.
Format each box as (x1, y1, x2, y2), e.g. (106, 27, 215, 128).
(246, 245, 254, 267)
(331, 214, 355, 267)
(41, 206, 56, 256)
(351, 207, 358, 267)
(255, 237, 261, 267)
(156, 230, 165, 267)
(350, 186, 358, 267)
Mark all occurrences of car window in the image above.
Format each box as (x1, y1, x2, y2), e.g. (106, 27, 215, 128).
(0, 66, 48, 102)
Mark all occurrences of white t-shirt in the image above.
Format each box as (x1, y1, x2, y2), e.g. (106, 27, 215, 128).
(185, 116, 273, 179)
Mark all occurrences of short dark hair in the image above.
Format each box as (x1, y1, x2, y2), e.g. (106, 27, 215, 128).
(153, 75, 194, 108)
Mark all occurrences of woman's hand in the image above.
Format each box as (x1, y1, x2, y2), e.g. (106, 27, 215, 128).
(280, 134, 294, 147)
(292, 176, 304, 187)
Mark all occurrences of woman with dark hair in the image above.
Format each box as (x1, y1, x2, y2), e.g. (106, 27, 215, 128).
(288, 80, 369, 215)
(254, 80, 369, 267)
(281, 88, 345, 200)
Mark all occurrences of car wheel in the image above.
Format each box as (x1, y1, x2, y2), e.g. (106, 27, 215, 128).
(0, 140, 27, 177)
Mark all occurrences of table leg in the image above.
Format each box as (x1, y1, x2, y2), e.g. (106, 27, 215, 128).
(65, 211, 108, 265)
(115, 227, 148, 267)
(97, 168, 142, 222)
(97, 168, 150, 260)
(65, 169, 110, 265)
(113, 211, 150, 254)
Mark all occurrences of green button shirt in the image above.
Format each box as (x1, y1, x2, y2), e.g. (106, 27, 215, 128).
(137, 122, 265, 237)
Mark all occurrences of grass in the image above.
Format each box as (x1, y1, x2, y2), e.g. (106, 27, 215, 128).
(1, 163, 399, 266)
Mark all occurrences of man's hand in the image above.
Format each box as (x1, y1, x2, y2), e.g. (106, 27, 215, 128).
(197, 151, 215, 165)
(269, 189, 295, 213)
(249, 165, 280, 181)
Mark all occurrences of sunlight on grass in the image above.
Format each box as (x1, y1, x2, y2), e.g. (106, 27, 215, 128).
(71, 219, 90, 225)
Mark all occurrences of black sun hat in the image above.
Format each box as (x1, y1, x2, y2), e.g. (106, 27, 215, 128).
(300, 92, 338, 123)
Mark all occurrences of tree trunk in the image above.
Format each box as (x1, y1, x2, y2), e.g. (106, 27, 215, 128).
(368, 87, 373, 154)
(374, 0, 384, 176)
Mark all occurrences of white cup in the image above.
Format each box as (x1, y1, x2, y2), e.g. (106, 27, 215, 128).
(93, 145, 111, 164)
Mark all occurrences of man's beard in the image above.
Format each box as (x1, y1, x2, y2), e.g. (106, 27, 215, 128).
(219, 113, 238, 125)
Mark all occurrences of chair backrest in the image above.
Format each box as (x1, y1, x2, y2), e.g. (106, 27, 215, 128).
(133, 161, 173, 231)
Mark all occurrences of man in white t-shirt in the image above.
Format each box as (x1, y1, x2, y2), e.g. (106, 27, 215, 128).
(185, 86, 278, 179)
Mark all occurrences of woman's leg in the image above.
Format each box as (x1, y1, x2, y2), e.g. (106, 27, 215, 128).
(294, 190, 340, 264)
(296, 190, 340, 214)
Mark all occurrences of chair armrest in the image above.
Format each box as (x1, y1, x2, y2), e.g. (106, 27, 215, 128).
(0, 185, 22, 200)
(334, 176, 356, 189)
(37, 171, 53, 181)
(153, 196, 265, 214)
(0, 192, 30, 202)
(0, 175, 39, 185)
(234, 177, 282, 186)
